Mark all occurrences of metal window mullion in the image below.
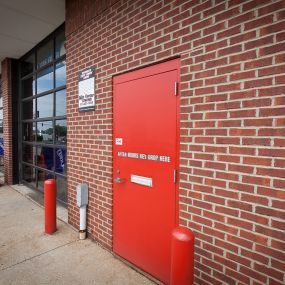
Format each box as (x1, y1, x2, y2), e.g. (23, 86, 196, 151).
(52, 34, 56, 177)
(54, 115, 66, 120)
(18, 63, 23, 182)
(21, 72, 36, 81)
(52, 120, 56, 174)
(55, 172, 67, 179)
(26, 85, 66, 99)
(22, 162, 54, 176)
(35, 47, 38, 159)
(55, 55, 66, 65)
(22, 141, 60, 148)
(23, 116, 59, 123)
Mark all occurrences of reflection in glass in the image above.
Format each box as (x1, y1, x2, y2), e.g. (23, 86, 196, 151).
(56, 176, 67, 203)
(37, 94, 53, 118)
(22, 99, 36, 120)
(0, 96, 3, 108)
(20, 29, 67, 202)
(23, 122, 36, 141)
(56, 31, 66, 59)
(37, 146, 54, 171)
(37, 121, 53, 143)
(37, 67, 53, 94)
(23, 165, 36, 188)
(21, 53, 35, 77)
(22, 76, 35, 98)
(22, 145, 36, 165)
(55, 61, 66, 88)
(0, 109, 2, 120)
(38, 170, 54, 191)
(55, 148, 66, 174)
(55, 120, 67, 145)
(37, 40, 53, 69)
(56, 90, 66, 116)
(0, 120, 3, 133)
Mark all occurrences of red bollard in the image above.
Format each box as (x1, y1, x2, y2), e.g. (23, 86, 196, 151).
(44, 179, 57, 234)
(170, 226, 195, 285)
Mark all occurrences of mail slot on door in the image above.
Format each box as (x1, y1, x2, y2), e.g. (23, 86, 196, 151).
(131, 175, 153, 187)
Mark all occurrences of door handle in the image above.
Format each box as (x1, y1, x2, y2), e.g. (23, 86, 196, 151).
(114, 177, 125, 184)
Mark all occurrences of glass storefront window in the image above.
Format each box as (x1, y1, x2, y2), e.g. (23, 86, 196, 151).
(22, 145, 36, 165)
(23, 122, 36, 142)
(36, 121, 53, 143)
(55, 61, 66, 88)
(37, 146, 54, 171)
(22, 165, 36, 188)
(37, 40, 53, 69)
(56, 175, 67, 203)
(21, 53, 35, 77)
(37, 67, 53, 94)
(38, 170, 54, 191)
(55, 147, 66, 174)
(55, 120, 67, 145)
(56, 90, 66, 116)
(37, 93, 53, 118)
(55, 31, 66, 59)
(22, 99, 36, 120)
(20, 26, 67, 204)
(22, 76, 35, 98)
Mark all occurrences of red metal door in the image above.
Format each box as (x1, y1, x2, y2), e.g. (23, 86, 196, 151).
(113, 59, 180, 284)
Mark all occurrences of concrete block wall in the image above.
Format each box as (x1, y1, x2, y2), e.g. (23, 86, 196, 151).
(66, 0, 285, 284)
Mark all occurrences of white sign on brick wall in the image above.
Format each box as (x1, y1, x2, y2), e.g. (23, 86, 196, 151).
(78, 67, 95, 112)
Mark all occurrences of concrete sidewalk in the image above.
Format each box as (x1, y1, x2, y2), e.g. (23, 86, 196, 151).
(0, 185, 155, 285)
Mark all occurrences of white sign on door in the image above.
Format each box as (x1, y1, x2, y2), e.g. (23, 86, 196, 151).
(115, 138, 123, 145)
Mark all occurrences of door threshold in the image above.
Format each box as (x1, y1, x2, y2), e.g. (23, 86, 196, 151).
(113, 253, 165, 285)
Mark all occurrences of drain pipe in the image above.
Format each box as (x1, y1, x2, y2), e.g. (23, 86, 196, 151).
(76, 183, 89, 240)
(79, 205, 87, 239)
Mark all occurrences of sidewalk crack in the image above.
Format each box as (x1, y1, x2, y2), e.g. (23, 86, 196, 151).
(0, 240, 78, 272)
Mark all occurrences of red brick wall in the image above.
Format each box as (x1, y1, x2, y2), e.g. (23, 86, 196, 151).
(66, 0, 285, 284)
(1, 58, 13, 185)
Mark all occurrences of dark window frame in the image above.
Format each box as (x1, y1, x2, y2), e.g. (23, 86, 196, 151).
(19, 24, 67, 204)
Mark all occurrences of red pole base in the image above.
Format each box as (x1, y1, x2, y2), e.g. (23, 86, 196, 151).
(44, 179, 57, 234)
(170, 226, 195, 285)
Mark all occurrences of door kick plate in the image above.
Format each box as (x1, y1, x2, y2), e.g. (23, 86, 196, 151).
(131, 175, 153, 187)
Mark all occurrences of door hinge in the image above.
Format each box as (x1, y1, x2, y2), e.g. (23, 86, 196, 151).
(173, 169, 177, 184)
(174, 81, 178, 96)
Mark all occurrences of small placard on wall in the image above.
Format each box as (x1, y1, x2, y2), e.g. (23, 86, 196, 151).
(78, 67, 95, 112)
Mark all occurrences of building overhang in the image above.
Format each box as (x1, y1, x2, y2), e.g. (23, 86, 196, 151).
(0, 0, 65, 73)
